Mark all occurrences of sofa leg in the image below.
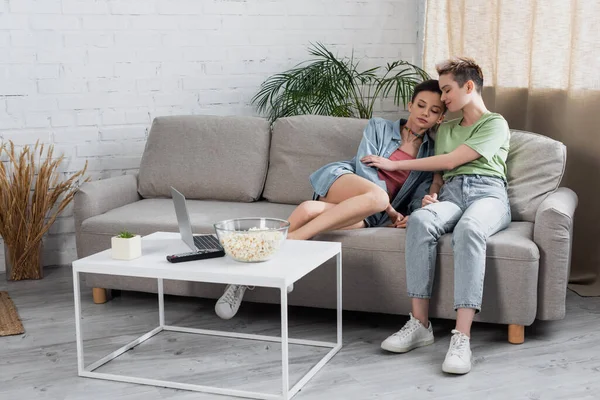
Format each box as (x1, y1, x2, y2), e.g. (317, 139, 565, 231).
(508, 324, 525, 344)
(92, 288, 108, 304)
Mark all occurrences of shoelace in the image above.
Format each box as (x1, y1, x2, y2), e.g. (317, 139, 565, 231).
(221, 285, 253, 306)
(393, 318, 420, 338)
(448, 329, 469, 357)
(222, 285, 242, 306)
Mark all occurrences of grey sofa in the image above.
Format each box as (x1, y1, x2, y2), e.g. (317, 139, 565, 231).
(74, 114, 578, 344)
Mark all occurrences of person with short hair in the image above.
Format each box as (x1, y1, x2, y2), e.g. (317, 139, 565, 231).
(367, 57, 511, 375)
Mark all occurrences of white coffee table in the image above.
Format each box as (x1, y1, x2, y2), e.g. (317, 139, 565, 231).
(72, 231, 342, 400)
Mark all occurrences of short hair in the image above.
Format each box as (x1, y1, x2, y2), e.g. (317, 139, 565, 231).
(436, 57, 484, 93)
(411, 79, 442, 102)
(410, 79, 446, 112)
(410, 79, 442, 102)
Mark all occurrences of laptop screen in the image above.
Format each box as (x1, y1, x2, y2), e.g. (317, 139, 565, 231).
(170, 187, 196, 251)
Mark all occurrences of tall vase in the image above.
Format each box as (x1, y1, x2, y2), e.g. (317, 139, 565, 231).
(4, 242, 44, 281)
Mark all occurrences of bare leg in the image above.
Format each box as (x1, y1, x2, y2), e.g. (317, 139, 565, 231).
(288, 200, 366, 234)
(411, 298, 430, 328)
(288, 201, 335, 233)
(455, 308, 476, 337)
(413, 301, 476, 336)
(338, 220, 367, 230)
(412, 301, 476, 337)
(288, 174, 388, 240)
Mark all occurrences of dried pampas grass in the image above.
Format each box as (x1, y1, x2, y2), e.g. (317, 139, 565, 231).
(0, 141, 89, 280)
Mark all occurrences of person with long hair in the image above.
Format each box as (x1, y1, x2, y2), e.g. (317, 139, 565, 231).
(214, 79, 446, 320)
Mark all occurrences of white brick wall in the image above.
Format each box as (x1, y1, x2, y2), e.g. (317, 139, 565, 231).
(0, 0, 423, 272)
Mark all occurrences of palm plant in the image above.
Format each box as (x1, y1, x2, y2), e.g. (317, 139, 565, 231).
(252, 42, 430, 122)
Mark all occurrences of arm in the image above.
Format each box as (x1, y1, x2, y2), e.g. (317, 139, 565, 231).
(352, 118, 390, 192)
(406, 178, 433, 215)
(362, 116, 510, 172)
(362, 144, 481, 172)
(419, 172, 444, 208)
(384, 203, 403, 223)
(74, 174, 141, 257)
(355, 118, 386, 158)
(429, 172, 444, 195)
(533, 187, 578, 320)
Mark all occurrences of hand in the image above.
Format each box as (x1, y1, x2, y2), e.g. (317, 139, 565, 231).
(392, 215, 409, 228)
(421, 193, 439, 208)
(360, 155, 395, 171)
(386, 212, 409, 229)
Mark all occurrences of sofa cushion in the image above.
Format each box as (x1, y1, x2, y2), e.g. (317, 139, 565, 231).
(316, 221, 539, 262)
(82, 197, 539, 264)
(263, 115, 369, 205)
(81, 199, 297, 237)
(506, 130, 566, 221)
(137, 115, 271, 202)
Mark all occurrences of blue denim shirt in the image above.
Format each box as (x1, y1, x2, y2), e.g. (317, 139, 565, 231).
(309, 118, 435, 227)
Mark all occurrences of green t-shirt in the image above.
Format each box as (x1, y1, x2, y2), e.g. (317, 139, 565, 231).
(435, 112, 510, 181)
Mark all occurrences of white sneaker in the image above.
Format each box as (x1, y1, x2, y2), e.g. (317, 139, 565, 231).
(381, 313, 434, 353)
(442, 329, 472, 374)
(215, 284, 249, 320)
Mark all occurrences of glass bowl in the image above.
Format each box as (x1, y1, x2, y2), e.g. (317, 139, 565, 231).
(213, 217, 290, 262)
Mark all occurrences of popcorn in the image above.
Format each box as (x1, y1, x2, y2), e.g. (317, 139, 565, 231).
(219, 227, 285, 262)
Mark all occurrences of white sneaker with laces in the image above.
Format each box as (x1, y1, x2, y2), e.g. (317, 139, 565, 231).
(442, 329, 472, 374)
(381, 313, 434, 353)
(215, 284, 250, 320)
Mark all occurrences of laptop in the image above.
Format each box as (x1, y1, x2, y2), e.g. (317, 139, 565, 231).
(170, 186, 224, 253)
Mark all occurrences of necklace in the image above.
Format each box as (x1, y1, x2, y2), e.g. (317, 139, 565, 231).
(403, 125, 425, 140)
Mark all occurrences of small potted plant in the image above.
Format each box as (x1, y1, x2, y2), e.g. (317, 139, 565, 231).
(111, 230, 142, 260)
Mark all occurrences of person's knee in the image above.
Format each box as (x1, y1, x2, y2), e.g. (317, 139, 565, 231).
(297, 201, 321, 220)
(407, 207, 448, 240)
(408, 208, 436, 229)
(453, 217, 485, 243)
(365, 189, 389, 212)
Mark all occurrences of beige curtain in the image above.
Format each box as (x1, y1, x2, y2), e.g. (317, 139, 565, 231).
(424, 0, 600, 295)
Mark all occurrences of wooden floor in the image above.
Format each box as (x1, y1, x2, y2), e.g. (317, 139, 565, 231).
(1, 266, 600, 400)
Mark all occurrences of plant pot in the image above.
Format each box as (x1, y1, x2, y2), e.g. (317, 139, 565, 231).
(4, 242, 44, 281)
(111, 235, 142, 260)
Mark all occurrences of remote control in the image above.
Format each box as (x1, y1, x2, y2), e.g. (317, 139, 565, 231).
(166, 249, 225, 263)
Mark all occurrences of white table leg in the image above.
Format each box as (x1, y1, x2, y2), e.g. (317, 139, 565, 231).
(158, 278, 165, 327)
(281, 286, 289, 399)
(72, 269, 84, 375)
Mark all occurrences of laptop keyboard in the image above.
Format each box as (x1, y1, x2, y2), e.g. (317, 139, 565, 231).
(193, 234, 222, 251)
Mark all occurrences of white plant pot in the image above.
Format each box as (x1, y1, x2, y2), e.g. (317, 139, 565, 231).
(111, 235, 142, 260)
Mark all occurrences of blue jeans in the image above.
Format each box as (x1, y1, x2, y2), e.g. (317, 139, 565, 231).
(405, 175, 511, 311)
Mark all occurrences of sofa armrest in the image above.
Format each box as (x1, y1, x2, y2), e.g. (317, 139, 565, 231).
(74, 174, 141, 257)
(533, 187, 578, 320)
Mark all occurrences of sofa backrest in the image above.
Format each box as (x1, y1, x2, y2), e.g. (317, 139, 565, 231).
(506, 129, 566, 222)
(138, 115, 271, 202)
(262, 115, 369, 205)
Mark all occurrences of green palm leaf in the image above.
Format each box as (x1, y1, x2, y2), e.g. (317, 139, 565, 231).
(251, 43, 430, 122)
